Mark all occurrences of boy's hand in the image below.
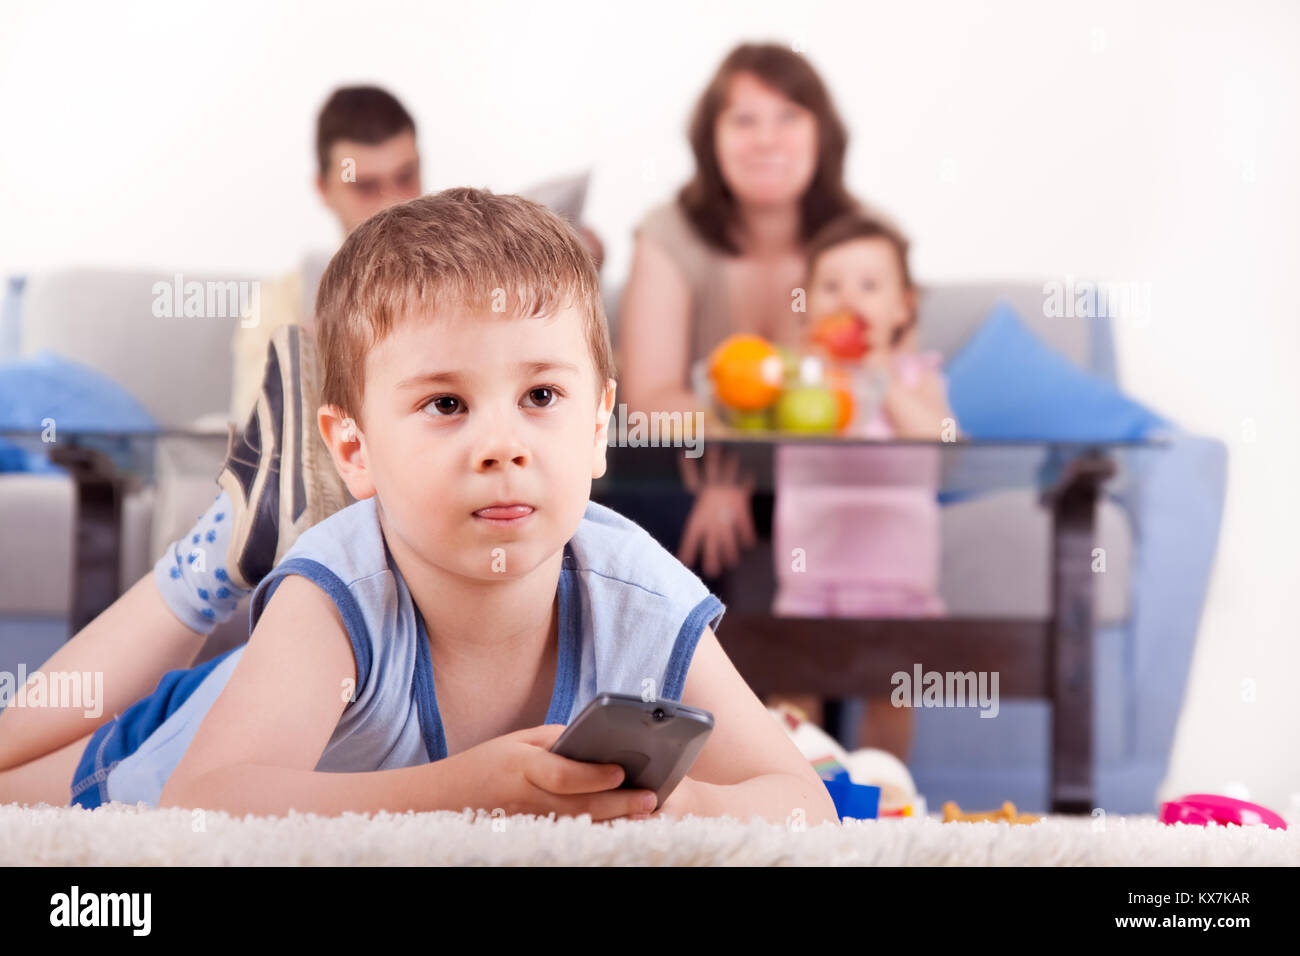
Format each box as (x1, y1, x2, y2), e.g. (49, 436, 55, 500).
(443, 725, 657, 823)
(648, 774, 708, 821)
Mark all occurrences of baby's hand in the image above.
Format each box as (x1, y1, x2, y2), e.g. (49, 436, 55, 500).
(880, 362, 952, 439)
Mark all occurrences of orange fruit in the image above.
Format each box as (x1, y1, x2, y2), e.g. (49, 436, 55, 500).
(827, 366, 855, 432)
(707, 334, 784, 411)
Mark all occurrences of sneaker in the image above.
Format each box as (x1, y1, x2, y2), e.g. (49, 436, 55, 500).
(217, 323, 352, 589)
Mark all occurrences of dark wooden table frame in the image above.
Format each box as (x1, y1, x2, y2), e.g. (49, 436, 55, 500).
(47, 445, 127, 635)
(598, 443, 1116, 815)
(6, 429, 225, 636)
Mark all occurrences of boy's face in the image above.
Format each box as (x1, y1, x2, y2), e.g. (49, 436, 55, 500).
(324, 304, 616, 585)
(316, 130, 422, 234)
(808, 237, 915, 351)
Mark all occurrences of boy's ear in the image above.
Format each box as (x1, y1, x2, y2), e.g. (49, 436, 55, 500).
(318, 404, 376, 500)
(591, 378, 617, 481)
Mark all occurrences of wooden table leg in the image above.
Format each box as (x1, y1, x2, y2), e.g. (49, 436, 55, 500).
(1043, 451, 1115, 814)
(48, 445, 123, 634)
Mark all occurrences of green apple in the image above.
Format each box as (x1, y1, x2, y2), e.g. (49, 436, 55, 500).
(727, 407, 771, 432)
(774, 386, 838, 433)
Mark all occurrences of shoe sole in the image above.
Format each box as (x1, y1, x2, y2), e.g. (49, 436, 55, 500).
(218, 336, 286, 590)
(218, 324, 352, 589)
(284, 325, 350, 556)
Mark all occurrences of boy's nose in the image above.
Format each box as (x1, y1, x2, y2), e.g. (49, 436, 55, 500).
(473, 428, 530, 472)
(477, 448, 528, 471)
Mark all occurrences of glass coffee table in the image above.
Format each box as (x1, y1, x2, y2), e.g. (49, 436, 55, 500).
(2, 423, 1167, 813)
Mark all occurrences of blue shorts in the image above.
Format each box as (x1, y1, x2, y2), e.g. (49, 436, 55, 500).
(69, 645, 243, 808)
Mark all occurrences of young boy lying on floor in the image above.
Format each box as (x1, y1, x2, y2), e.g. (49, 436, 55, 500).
(1, 188, 837, 826)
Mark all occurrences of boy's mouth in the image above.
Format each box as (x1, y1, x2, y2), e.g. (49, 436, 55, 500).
(472, 503, 536, 526)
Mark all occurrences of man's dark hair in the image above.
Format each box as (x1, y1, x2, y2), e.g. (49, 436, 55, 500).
(315, 86, 416, 177)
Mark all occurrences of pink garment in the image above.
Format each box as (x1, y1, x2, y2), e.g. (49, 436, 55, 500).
(772, 350, 946, 618)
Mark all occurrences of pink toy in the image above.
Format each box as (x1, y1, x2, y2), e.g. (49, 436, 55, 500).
(1159, 793, 1288, 830)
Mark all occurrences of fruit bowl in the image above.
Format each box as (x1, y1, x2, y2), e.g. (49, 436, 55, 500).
(694, 333, 886, 438)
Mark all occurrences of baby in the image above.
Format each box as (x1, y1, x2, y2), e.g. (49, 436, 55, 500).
(17, 188, 837, 825)
(770, 210, 955, 760)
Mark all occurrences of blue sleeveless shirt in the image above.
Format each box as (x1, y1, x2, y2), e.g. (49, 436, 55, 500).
(74, 497, 725, 809)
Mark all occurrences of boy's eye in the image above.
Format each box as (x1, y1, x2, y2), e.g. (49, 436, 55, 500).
(523, 386, 561, 408)
(860, 279, 877, 291)
(420, 386, 563, 417)
(820, 280, 838, 294)
(422, 395, 462, 416)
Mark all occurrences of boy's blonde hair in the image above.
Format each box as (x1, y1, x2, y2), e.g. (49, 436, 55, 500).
(315, 187, 616, 423)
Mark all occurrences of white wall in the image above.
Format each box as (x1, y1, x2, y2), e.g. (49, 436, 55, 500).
(3, 0, 1298, 813)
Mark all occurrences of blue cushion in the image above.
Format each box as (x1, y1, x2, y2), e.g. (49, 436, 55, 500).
(945, 302, 1168, 441)
(0, 349, 157, 433)
(0, 437, 66, 474)
(0, 439, 27, 471)
(0, 350, 156, 473)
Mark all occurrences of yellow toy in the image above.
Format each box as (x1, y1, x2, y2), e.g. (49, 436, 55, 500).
(941, 801, 1040, 825)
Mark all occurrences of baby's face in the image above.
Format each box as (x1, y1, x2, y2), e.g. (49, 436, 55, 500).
(350, 304, 614, 583)
(807, 237, 914, 352)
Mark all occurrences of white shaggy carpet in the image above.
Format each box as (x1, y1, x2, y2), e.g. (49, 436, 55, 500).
(2, 803, 1297, 866)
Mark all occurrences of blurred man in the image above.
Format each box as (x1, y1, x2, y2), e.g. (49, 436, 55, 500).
(229, 86, 424, 424)
(230, 85, 606, 424)
(313, 86, 422, 234)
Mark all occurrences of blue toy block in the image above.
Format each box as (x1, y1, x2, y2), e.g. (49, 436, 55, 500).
(822, 770, 880, 820)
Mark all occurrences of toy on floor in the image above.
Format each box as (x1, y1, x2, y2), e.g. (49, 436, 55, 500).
(1159, 793, 1288, 830)
(841, 747, 921, 817)
(767, 703, 925, 820)
(941, 801, 1040, 825)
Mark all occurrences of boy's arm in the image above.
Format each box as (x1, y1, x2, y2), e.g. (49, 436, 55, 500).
(159, 574, 462, 817)
(665, 625, 840, 826)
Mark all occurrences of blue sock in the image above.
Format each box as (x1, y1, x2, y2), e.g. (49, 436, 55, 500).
(152, 488, 251, 635)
